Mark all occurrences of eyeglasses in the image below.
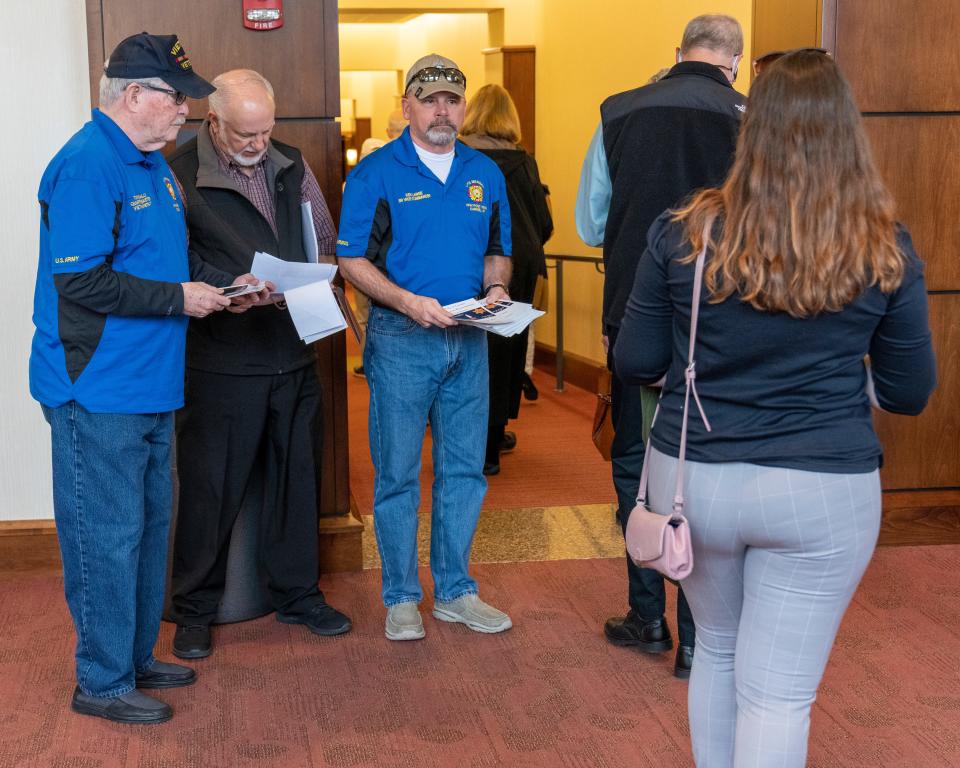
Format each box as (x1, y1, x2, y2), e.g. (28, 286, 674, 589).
(405, 66, 467, 92)
(136, 82, 188, 105)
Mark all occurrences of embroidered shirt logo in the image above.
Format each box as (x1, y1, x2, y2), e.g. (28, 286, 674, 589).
(398, 190, 431, 203)
(129, 193, 152, 211)
(163, 177, 181, 212)
(465, 180, 487, 213)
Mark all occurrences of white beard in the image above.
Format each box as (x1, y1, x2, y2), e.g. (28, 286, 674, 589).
(425, 125, 456, 146)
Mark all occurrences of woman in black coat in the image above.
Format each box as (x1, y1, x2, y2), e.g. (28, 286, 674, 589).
(460, 84, 553, 474)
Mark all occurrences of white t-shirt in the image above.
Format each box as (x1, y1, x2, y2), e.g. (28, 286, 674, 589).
(413, 142, 455, 184)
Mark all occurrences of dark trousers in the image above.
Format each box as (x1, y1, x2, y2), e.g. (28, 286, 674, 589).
(608, 325, 695, 647)
(169, 366, 324, 625)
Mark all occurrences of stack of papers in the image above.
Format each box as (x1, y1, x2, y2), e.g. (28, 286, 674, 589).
(251, 251, 352, 344)
(442, 298, 544, 337)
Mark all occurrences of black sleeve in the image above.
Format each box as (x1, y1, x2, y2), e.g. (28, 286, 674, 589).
(613, 213, 674, 384)
(54, 264, 184, 316)
(868, 228, 937, 415)
(527, 156, 554, 246)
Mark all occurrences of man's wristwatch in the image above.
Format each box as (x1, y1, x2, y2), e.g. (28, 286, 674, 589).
(483, 282, 507, 297)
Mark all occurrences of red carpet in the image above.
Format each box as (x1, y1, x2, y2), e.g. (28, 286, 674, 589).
(3, 546, 960, 767)
(347, 366, 616, 514)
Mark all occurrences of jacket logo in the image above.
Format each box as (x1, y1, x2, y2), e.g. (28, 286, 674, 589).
(398, 191, 431, 203)
(129, 193, 152, 211)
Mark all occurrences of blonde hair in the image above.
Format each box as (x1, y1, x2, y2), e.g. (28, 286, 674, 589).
(674, 50, 905, 318)
(460, 84, 521, 144)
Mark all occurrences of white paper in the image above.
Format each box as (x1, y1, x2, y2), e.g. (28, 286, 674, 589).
(441, 298, 544, 337)
(251, 251, 337, 295)
(284, 280, 346, 343)
(301, 201, 319, 264)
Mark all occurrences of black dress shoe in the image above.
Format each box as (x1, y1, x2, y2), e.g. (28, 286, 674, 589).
(352, 365, 365, 378)
(499, 431, 517, 453)
(173, 624, 212, 660)
(136, 661, 197, 689)
(71, 687, 172, 724)
(482, 461, 501, 476)
(674, 645, 694, 680)
(521, 372, 539, 401)
(278, 602, 352, 636)
(603, 611, 673, 653)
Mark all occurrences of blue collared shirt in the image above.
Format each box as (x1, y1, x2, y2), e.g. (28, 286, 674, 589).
(575, 123, 611, 248)
(337, 127, 511, 306)
(30, 109, 191, 413)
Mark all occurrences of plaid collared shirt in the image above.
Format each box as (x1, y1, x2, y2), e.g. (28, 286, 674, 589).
(212, 139, 337, 256)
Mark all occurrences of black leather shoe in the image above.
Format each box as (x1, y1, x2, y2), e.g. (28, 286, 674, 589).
(278, 602, 352, 636)
(482, 462, 501, 476)
(499, 431, 517, 453)
(352, 365, 365, 378)
(603, 611, 673, 653)
(173, 624, 212, 660)
(521, 372, 539, 401)
(71, 687, 172, 724)
(674, 645, 694, 680)
(136, 660, 197, 689)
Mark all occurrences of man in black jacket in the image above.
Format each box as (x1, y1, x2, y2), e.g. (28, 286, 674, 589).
(575, 14, 746, 679)
(167, 69, 350, 658)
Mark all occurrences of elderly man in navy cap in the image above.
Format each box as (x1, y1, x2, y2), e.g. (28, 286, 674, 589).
(30, 32, 265, 724)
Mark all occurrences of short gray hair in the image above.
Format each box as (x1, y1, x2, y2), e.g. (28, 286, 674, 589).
(208, 69, 275, 115)
(680, 14, 743, 57)
(98, 60, 168, 107)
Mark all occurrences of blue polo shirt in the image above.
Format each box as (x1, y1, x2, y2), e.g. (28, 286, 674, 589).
(30, 109, 191, 413)
(336, 128, 511, 305)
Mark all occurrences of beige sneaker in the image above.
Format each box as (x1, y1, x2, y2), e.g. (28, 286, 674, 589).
(432, 594, 512, 634)
(385, 602, 425, 641)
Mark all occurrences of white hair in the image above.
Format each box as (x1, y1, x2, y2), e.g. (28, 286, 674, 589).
(98, 60, 169, 107)
(208, 69, 275, 115)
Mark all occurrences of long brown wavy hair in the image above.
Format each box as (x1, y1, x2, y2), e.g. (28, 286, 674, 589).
(674, 50, 905, 317)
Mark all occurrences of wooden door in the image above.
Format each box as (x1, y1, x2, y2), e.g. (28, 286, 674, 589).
(752, 0, 960, 545)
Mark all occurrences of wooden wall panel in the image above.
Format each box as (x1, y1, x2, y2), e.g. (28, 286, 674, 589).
(503, 47, 536, 156)
(94, 0, 340, 119)
(874, 296, 960, 489)
(835, 0, 960, 112)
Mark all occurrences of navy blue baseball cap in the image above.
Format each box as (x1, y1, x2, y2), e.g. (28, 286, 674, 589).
(104, 32, 215, 98)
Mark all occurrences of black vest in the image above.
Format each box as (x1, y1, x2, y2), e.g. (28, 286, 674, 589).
(600, 62, 744, 330)
(168, 137, 313, 375)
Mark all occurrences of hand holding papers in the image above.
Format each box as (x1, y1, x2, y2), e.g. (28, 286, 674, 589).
(251, 251, 357, 345)
(442, 298, 544, 337)
(219, 280, 266, 298)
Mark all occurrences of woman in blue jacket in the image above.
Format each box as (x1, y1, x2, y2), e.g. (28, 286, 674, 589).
(614, 50, 935, 767)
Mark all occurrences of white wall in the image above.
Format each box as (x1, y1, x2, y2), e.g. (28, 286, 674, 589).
(4, 2, 90, 520)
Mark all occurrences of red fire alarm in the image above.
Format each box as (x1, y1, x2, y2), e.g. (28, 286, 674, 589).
(243, 0, 284, 31)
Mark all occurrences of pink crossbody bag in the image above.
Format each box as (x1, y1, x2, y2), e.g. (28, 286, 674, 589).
(624, 220, 714, 581)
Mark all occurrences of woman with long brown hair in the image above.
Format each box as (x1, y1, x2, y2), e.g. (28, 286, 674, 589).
(614, 50, 935, 766)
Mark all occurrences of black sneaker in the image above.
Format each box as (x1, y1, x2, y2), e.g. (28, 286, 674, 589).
(352, 365, 365, 378)
(277, 602, 352, 636)
(173, 624, 212, 660)
(499, 431, 517, 453)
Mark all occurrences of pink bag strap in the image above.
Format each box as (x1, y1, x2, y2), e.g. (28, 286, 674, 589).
(636, 218, 714, 517)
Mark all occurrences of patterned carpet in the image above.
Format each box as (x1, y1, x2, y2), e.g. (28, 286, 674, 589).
(3, 546, 960, 767)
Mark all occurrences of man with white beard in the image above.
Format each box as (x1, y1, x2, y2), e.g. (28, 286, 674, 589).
(166, 69, 351, 660)
(337, 54, 513, 641)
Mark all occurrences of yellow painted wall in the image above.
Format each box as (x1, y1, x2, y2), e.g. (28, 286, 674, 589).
(338, 0, 753, 366)
(340, 70, 401, 140)
(533, 0, 753, 363)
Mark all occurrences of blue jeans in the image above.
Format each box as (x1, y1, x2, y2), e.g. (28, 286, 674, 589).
(365, 306, 488, 606)
(43, 402, 173, 697)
